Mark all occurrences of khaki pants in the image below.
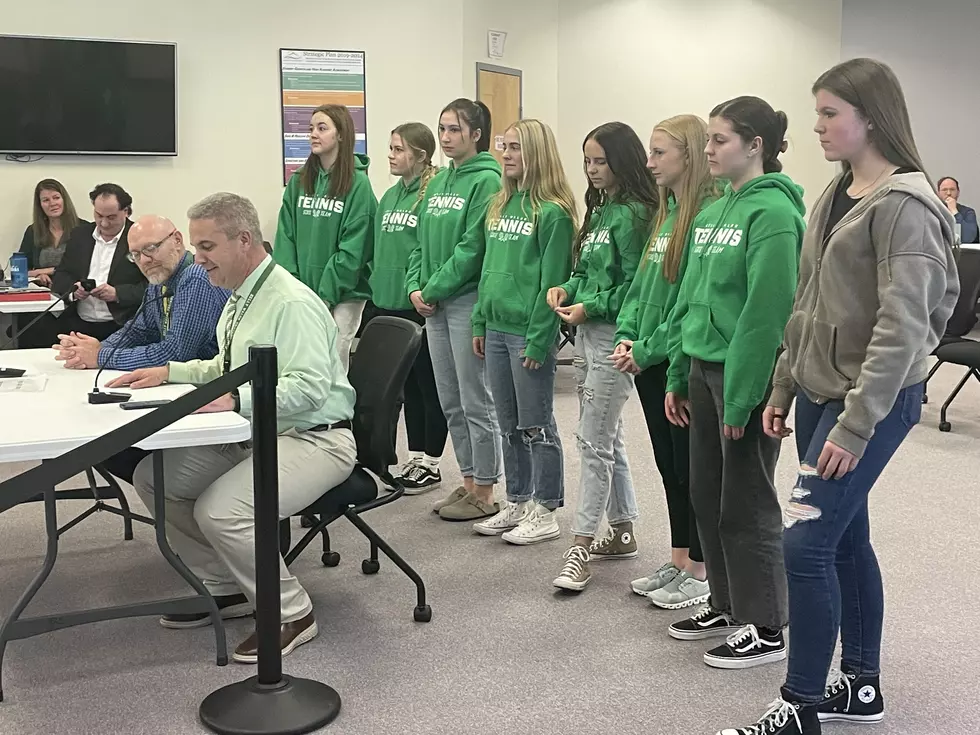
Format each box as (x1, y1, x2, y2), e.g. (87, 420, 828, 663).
(134, 428, 357, 623)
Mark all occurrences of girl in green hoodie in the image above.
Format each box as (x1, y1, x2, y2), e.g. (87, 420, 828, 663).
(273, 103, 378, 370)
(663, 96, 804, 672)
(365, 122, 448, 493)
(549, 122, 658, 592)
(469, 118, 577, 545)
(611, 115, 718, 610)
(408, 98, 503, 522)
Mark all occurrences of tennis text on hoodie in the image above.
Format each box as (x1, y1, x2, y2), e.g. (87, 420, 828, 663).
(487, 216, 535, 241)
(296, 195, 345, 218)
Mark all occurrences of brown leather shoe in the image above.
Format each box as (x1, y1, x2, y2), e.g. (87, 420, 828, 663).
(232, 611, 318, 664)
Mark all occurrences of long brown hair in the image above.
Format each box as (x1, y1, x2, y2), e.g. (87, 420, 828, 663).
(300, 104, 357, 199)
(32, 178, 80, 249)
(575, 122, 658, 262)
(710, 96, 789, 174)
(647, 115, 716, 283)
(812, 58, 928, 179)
(392, 122, 438, 211)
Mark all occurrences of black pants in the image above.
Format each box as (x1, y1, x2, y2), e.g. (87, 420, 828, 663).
(363, 305, 448, 457)
(100, 447, 150, 485)
(687, 358, 788, 628)
(20, 310, 120, 349)
(634, 361, 702, 562)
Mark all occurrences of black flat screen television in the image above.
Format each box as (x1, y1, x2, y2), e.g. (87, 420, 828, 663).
(0, 35, 177, 156)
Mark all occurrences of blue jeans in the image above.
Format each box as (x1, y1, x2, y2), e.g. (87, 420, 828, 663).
(783, 383, 923, 702)
(484, 330, 564, 509)
(571, 322, 637, 537)
(425, 290, 502, 485)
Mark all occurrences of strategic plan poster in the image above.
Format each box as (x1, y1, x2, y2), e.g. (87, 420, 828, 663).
(279, 49, 367, 185)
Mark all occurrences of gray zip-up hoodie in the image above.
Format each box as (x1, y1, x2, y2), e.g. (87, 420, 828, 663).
(770, 171, 959, 458)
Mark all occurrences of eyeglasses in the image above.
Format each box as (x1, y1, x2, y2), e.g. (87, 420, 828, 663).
(127, 230, 176, 262)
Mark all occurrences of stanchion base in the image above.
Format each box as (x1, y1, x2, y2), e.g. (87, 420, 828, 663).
(199, 675, 341, 735)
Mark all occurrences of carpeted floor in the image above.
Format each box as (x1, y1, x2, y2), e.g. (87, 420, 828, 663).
(0, 360, 977, 735)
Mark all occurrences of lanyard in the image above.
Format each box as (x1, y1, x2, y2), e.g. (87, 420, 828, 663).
(159, 253, 191, 336)
(161, 286, 172, 334)
(222, 260, 276, 374)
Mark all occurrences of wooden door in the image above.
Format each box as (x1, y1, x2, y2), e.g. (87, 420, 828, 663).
(476, 64, 523, 166)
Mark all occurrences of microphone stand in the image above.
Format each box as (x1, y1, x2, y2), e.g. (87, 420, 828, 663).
(88, 290, 170, 404)
(0, 283, 84, 378)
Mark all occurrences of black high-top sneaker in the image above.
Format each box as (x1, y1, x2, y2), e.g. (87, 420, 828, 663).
(716, 693, 821, 735)
(818, 667, 884, 724)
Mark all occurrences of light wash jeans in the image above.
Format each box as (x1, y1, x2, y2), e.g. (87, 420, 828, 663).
(571, 321, 638, 537)
(425, 290, 501, 485)
(484, 329, 564, 509)
(332, 299, 366, 372)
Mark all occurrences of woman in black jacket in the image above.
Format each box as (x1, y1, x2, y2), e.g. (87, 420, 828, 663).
(18, 179, 86, 287)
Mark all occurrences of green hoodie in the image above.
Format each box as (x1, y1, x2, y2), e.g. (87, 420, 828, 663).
(558, 201, 654, 323)
(665, 173, 805, 427)
(472, 192, 575, 363)
(614, 194, 717, 370)
(407, 152, 501, 303)
(370, 175, 428, 311)
(273, 153, 378, 306)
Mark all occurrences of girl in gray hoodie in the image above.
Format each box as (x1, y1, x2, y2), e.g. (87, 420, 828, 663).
(719, 58, 959, 735)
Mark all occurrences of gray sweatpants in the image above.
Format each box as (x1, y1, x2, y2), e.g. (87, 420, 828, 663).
(688, 359, 788, 629)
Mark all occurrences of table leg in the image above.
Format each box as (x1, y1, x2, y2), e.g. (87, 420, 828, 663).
(150, 451, 228, 666)
(0, 484, 58, 702)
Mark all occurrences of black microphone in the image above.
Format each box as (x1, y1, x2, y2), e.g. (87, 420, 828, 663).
(88, 288, 172, 404)
(0, 285, 81, 378)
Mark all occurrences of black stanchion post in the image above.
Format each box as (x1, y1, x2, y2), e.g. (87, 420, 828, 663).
(199, 345, 342, 735)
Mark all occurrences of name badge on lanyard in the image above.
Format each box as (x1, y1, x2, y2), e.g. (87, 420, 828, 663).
(222, 260, 276, 375)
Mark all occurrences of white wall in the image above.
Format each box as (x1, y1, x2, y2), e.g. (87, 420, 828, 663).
(555, 0, 843, 210)
(842, 0, 980, 201)
(0, 0, 465, 263)
(1, 0, 844, 267)
(461, 0, 560, 127)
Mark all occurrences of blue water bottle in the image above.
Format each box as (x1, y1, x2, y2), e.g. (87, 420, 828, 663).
(9, 253, 29, 289)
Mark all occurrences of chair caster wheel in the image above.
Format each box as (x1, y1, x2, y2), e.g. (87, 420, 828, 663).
(361, 559, 380, 575)
(939, 421, 951, 432)
(321, 551, 340, 567)
(414, 605, 432, 623)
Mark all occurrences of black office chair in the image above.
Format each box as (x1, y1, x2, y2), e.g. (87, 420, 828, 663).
(278, 316, 432, 622)
(924, 249, 980, 431)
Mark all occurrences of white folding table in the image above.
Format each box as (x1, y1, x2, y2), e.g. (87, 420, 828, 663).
(0, 349, 253, 698)
(0, 285, 65, 349)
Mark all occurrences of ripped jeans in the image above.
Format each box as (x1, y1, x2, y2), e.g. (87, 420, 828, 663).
(484, 330, 564, 509)
(782, 383, 923, 702)
(570, 322, 637, 537)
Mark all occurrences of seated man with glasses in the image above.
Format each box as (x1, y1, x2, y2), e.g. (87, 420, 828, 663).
(53, 214, 230, 482)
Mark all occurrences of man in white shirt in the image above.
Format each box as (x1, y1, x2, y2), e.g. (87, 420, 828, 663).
(48, 183, 148, 341)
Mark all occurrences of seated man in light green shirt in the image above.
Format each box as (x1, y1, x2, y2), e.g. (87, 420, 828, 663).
(107, 192, 357, 664)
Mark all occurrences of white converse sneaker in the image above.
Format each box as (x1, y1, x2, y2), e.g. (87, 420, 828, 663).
(473, 500, 530, 536)
(501, 503, 560, 545)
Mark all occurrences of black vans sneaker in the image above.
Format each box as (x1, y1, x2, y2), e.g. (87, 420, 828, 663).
(668, 604, 741, 641)
(704, 623, 787, 669)
(818, 668, 884, 724)
(717, 696, 821, 734)
(399, 463, 441, 494)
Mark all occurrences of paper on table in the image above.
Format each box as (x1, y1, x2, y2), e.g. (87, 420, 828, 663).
(0, 375, 48, 393)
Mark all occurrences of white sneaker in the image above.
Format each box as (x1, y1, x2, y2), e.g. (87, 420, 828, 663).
(473, 500, 530, 536)
(630, 562, 681, 595)
(501, 503, 560, 545)
(646, 570, 710, 610)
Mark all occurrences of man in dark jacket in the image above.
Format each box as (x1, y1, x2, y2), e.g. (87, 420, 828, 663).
(47, 182, 148, 341)
(939, 176, 980, 244)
